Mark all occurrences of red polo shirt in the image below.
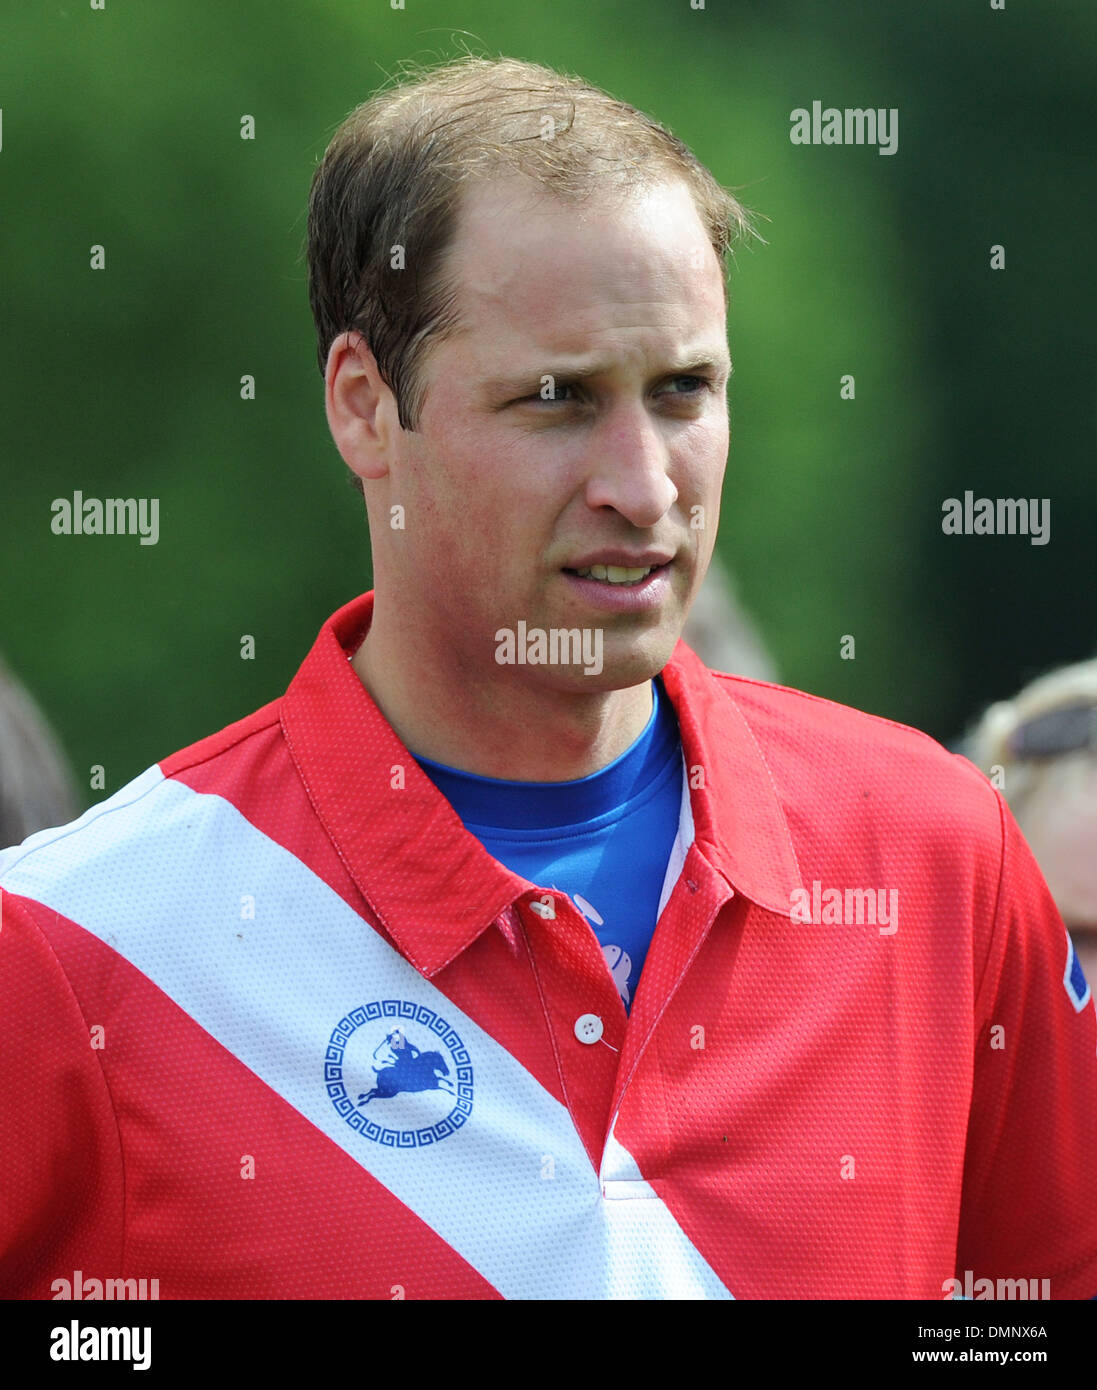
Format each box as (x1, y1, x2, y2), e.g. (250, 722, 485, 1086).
(1, 590, 1095, 1299)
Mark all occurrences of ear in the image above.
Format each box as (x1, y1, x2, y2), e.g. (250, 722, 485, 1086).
(324, 332, 398, 482)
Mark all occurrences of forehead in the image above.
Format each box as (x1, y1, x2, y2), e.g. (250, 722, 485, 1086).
(440, 174, 728, 363)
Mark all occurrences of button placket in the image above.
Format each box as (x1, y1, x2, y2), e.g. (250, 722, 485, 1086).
(517, 888, 626, 1170)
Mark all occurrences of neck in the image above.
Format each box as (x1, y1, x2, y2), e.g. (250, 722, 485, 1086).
(352, 601, 655, 782)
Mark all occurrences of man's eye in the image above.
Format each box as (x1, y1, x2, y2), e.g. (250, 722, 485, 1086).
(523, 376, 713, 404)
(538, 383, 576, 403)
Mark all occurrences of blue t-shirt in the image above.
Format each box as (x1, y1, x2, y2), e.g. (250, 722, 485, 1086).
(411, 678, 683, 1012)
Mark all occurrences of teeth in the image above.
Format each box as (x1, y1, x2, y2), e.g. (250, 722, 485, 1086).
(574, 564, 655, 584)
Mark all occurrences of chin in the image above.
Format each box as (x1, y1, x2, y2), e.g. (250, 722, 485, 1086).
(585, 631, 678, 691)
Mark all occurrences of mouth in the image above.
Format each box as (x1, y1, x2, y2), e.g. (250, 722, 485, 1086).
(561, 561, 670, 587)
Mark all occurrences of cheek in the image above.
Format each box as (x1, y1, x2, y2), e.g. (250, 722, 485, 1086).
(405, 427, 499, 530)
(671, 433, 726, 515)
(676, 414, 728, 471)
(1030, 805, 1097, 920)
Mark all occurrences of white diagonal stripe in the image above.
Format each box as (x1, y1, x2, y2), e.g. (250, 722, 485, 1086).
(1, 768, 731, 1300)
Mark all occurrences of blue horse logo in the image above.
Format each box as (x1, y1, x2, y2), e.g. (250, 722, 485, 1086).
(326, 1002, 474, 1146)
(356, 1026, 456, 1106)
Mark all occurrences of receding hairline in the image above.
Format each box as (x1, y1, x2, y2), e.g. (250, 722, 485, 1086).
(306, 51, 759, 468)
(400, 173, 733, 414)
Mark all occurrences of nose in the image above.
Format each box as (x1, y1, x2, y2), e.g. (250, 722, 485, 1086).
(581, 402, 678, 528)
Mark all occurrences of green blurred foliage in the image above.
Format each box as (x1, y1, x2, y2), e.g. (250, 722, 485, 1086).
(1, 0, 1094, 810)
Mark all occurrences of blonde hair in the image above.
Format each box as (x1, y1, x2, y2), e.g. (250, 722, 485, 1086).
(965, 657, 1097, 830)
(0, 656, 79, 847)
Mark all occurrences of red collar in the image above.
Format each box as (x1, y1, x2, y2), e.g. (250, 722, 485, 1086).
(280, 591, 800, 976)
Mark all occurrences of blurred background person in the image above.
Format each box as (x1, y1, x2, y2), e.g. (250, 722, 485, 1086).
(963, 657, 1097, 989)
(0, 655, 80, 849)
(681, 549, 778, 682)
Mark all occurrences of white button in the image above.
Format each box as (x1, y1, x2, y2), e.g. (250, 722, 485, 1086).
(574, 1013, 604, 1044)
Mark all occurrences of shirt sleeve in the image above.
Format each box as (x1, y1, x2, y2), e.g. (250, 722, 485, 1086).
(0, 891, 124, 1298)
(955, 799, 1097, 1298)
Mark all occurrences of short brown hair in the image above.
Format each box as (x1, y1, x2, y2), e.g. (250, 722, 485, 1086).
(306, 54, 757, 488)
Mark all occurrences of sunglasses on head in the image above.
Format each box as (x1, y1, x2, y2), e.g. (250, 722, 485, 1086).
(1009, 703, 1097, 759)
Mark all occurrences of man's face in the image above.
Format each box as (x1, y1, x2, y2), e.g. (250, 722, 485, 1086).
(381, 174, 731, 692)
(1024, 767, 1097, 991)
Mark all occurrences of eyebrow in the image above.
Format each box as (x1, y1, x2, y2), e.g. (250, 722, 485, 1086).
(481, 352, 733, 399)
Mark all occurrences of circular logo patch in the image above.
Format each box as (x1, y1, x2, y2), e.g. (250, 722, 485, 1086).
(325, 1000, 474, 1147)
